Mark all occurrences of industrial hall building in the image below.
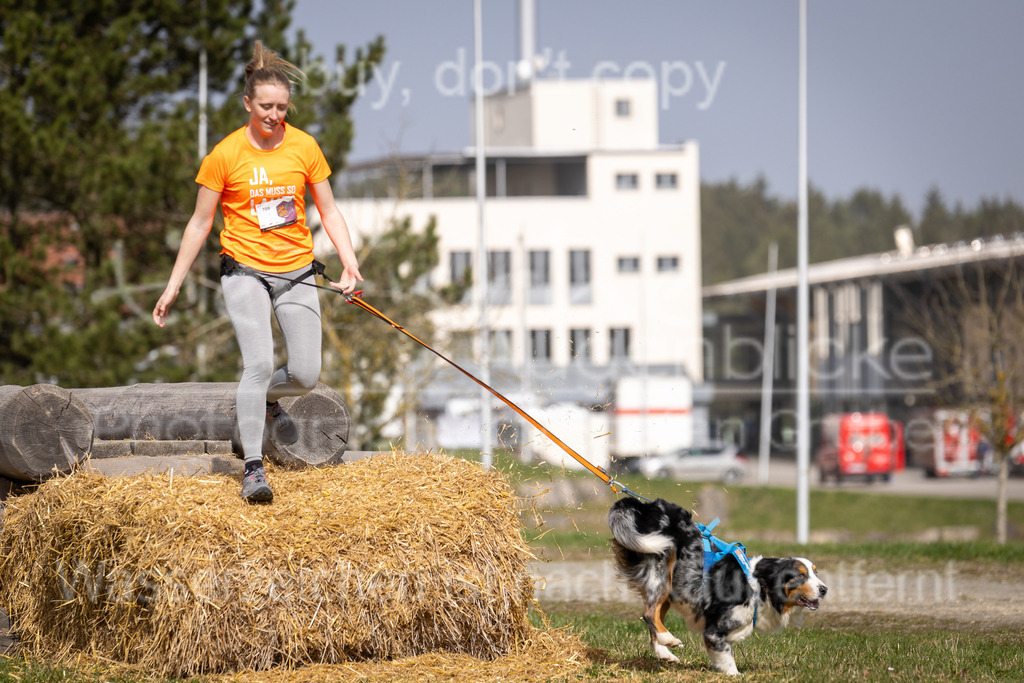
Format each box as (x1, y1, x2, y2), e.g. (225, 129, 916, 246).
(701, 231, 1024, 467)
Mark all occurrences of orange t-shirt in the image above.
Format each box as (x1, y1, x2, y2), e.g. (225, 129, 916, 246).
(196, 123, 331, 272)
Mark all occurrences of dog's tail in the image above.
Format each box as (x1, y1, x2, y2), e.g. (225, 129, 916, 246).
(608, 497, 675, 555)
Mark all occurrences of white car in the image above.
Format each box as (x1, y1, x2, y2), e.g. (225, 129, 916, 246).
(636, 442, 747, 484)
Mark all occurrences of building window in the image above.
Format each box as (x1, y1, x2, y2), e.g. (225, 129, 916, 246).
(617, 256, 640, 273)
(529, 249, 551, 304)
(570, 328, 591, 364)
(488, 250, 512, 305)
(610, 327, 631, 361)
(657, 255, 680, 272)
(615, 98, 631, 117)
(489, 329, 512, 363)
(615, 173, 639, 190)
(655, 172, 678, 189)
(530, 329, 551, 363)
(569, 249, 591, 304)
(449, 251, 472, 304)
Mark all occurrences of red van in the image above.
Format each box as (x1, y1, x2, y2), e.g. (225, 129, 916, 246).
(816, 412, 901, 483)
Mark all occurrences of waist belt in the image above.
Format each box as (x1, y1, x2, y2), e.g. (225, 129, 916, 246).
(220, 254, 325, 297)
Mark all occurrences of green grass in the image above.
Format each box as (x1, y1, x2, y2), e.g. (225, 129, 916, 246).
(533, 603, 1024, 681)
(0, 658, 147, 682)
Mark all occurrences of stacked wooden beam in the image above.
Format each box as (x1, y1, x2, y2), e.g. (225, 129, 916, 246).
(0, 383, 351, 484)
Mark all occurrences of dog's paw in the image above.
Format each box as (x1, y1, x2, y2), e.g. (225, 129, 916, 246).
(652, 642, 681, 663)
(655, 631, 683, 648)
(709, 654, 740, 676)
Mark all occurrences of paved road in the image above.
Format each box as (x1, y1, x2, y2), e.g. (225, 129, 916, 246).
(747, 458, 1024, 501)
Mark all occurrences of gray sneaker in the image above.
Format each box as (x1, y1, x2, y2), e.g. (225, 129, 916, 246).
(241, 466, 274, 503)
(266, 401, 299, 445)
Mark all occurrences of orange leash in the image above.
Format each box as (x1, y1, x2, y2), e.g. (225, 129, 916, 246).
(344, 291, 647, 499)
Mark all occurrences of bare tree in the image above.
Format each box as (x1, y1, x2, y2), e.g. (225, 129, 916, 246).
(899, 245, 1024, 543)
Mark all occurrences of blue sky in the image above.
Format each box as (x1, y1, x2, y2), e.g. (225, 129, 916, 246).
(290, 0, 1023, 219)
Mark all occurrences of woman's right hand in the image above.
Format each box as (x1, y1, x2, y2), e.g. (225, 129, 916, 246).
(152, 287, 178, 327)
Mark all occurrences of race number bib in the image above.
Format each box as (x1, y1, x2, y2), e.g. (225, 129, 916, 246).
(255, 196, 298, 232)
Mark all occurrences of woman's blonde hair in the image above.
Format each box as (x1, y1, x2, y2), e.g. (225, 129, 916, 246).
(243, 41, 305, 100)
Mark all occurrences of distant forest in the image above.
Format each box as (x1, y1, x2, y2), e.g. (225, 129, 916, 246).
(700, 180, 1024, 285)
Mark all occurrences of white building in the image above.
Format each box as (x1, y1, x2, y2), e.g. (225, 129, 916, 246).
(331, 78, 703, 448)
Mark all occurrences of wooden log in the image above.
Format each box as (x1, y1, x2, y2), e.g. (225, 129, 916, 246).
(71, 382, 349, 468)
(262, 384, 352, 469)
(0, 384, 93, 481)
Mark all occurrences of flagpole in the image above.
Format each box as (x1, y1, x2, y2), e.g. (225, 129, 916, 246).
(796, 0, 810, 544)
(473, 0, 492, 469)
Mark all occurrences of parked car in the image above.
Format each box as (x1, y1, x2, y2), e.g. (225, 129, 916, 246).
(636, 442, 747, 483)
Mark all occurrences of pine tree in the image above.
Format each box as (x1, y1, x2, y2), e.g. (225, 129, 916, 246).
(0, 1, 386, 387)
(0, 0, 249, 384)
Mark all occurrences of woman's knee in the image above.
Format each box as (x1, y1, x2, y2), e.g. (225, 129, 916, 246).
(242, 358, 276, 385)
(288, 361, 321, 392)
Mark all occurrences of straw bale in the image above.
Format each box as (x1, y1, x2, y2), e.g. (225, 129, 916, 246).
(0, 451, 578, 677)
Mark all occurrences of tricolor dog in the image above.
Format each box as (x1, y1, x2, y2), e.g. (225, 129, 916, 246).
(608, 496, 827, 675)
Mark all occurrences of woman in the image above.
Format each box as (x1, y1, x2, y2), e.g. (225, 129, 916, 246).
(153, 41, 362, 503)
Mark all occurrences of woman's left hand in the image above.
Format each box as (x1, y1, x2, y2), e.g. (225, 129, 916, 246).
(331, 265, 364, 294)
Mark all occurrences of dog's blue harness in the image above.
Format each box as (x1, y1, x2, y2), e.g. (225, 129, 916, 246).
(696, 518, 757, 626)
(696, 518, 752, 577)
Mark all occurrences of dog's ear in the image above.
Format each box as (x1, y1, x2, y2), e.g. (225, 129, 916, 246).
(754, 558, 789, 601)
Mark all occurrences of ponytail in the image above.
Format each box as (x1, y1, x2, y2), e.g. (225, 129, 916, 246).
(243, 41, 304, 99)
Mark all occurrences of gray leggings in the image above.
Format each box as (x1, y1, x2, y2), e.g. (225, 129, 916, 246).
(221, 264, 322, 462)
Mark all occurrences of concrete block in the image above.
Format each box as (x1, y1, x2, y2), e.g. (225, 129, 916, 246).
(89, 440, 133, 459)
(131, 440, 208, 457)
(205, 440, 235, 455)
(82, 455, 244, 478)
